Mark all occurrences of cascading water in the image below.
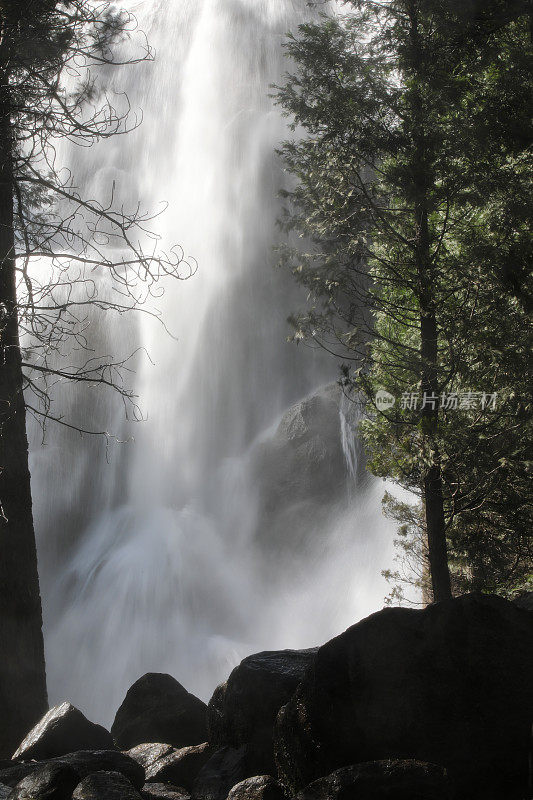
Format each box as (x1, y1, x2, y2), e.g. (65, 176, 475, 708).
(29, 0, 398, 725)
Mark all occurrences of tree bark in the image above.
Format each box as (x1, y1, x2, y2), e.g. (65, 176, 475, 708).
(407, 0, 453, 603)
(0, 82, 47, 757)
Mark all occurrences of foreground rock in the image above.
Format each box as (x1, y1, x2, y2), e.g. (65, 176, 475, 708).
(209, 649, 316, 774)
(127, 745, 174, 773)
(0, 751, 144, 790)
(275, 593, 533, 800)
(142, 784, 190, 800)
(0, 785, 9, 800)
(296, 762, 450, 800)
(112, 674, 207, 750)
(72, 770, 142, 799)
(227, 776, 286, 800)
(193, 747, 253, 800)
(13, 703, 114, 761)
(145, 743, 212, 789)
(7, 763, 79, 800)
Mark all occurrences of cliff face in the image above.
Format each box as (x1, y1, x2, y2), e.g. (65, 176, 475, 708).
(249, 384, 366, 555)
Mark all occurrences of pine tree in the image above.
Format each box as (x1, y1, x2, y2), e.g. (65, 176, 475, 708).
(274, 0, 532, 602)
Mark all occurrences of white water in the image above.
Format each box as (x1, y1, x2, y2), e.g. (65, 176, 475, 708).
(30, 0, 396, 726)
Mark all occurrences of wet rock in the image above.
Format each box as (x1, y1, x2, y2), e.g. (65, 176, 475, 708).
(142, 784, 190, 800)
(13, 703, 114, 761)
(146, 743, 212, 789)
(227, 776, 287, 800)
(127, 745, 174, 773)
(275, 594, 533, 800)
(208, 649, 316, 774)
(72, 770, 142, 799)
(7, 762, 80, 799)
(296, 761, 450, 800)
(250, 385, 365, 556)
(112, 674, 207, 750)
(193, 747, 253, 800)
(0, 751, 144, 790)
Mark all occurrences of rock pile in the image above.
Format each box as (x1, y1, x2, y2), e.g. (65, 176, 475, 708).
(2, 594, 531, 800)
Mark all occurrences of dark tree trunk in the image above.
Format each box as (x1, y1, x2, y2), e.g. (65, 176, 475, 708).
(0, 84, 47, 757)
(418, 232, 452, 603)
(407, 0, 453, 603)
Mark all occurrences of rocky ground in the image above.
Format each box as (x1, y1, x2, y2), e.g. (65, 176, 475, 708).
(1, 593, 532, 800)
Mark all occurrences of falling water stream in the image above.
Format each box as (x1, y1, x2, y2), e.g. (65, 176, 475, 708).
(29, 0, 397, 726)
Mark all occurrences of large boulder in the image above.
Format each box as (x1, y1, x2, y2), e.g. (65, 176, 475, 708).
(13, 703, 114, 761)
(72, 770, 142, 800)
(7, 763, 80, 800)
(112, 674, 207, 750)
(250, 385, 365, 556)
(192, 747, 253, 800)
(145, 743, 212, 789)
(227, 776, 286, 800)
(296, 761, 450, 800)
(274, 594, 533, 800)
(208, 649, 316, 774)
(0, 751, 144, 791)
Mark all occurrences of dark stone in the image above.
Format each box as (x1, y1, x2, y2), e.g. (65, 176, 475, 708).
(192, 747, 253, 800)
(227, 776, 286, 800)
(146, 743, 212, 789)
(513, 591, 533, 611)
(127, 745, 174, 773)
(0, 751, 144, 790)
(112, 674, 207, 750)
(249, 385, 366, 557)
(296, 762, 450, 800)
(208, 649, 316, 774)
(72, 770, 142, 799)
(7, 763, 80, 800)
(274, 594, 533, 800)
(142, 784, 191, 800)
(13, 703, 114, 761)
(0, 785, 9, 800)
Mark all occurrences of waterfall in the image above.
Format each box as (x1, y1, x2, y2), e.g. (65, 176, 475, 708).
(29, 0, 396, 726)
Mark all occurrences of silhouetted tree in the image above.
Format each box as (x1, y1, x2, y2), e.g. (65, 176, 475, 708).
(0, 0, 190, 753)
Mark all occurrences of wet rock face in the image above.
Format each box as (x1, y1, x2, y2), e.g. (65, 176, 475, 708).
(227, 775, 287, 800)
(141, 783, 190, 800)
(126, 744, 174, 773)
(0, 751, 144, 791)
(295, 761, 451, 800)
(7, 763, 80, 800)
(12, 703, 114, 761)
(208, 649, 317, 775)
(274, 594, 533, 800)
(249, 384, 365, 556)
(144, 743, 213, 789)
(71, 770, 142, 800)
(111, 674, 208, 750)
